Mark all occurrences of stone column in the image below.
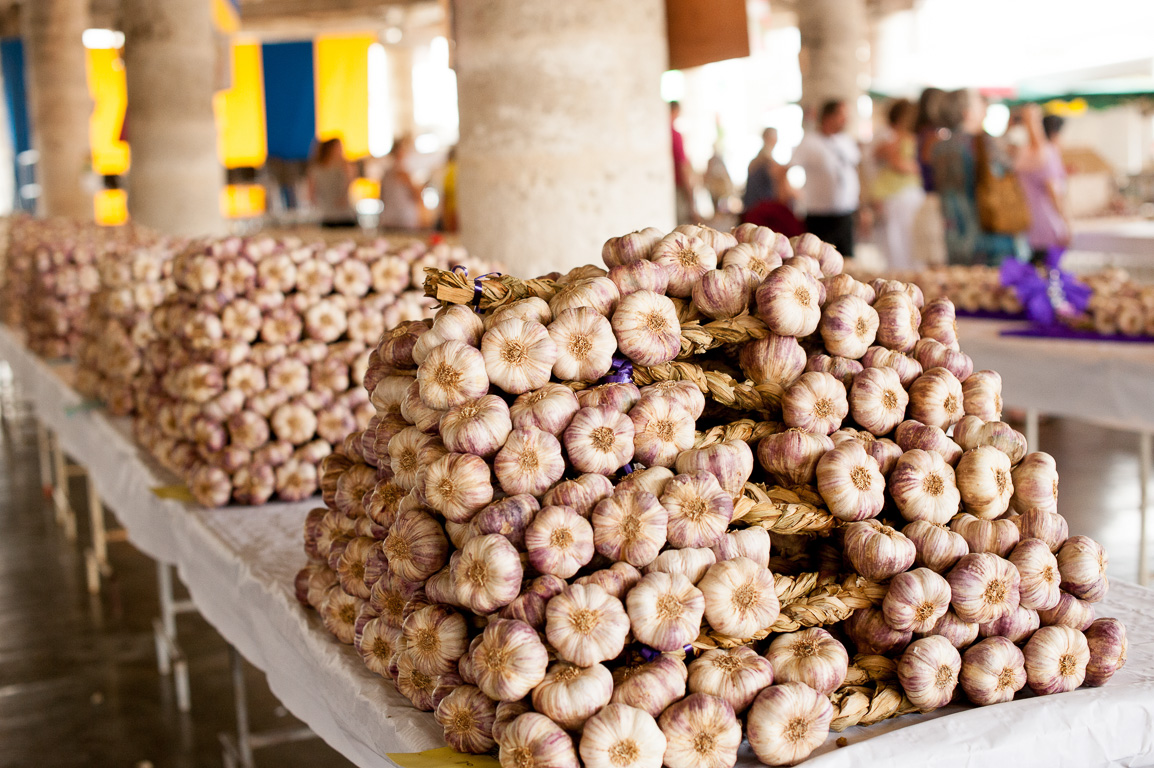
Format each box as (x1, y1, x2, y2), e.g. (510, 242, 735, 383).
(22, 0, 92, 219)
(386, 43, 416, 141)
(454, 1, 675, 277)
(796, 0, 868, 126)
(122, 0, 225, 235)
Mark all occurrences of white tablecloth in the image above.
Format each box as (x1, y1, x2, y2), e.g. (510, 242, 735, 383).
(957, 318, 1154, 434)
(1, 324, 1152, 767)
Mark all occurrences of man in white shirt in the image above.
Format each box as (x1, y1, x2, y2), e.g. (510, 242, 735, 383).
(791, 100, 861, 257)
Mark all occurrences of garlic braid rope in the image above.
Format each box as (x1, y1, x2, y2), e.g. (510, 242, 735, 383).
(692, 419, 781, 448)
(677, 314, 770, 357)
(632, 361, 783, 413)
(424, 267, 558, 309)
(829, 655, 918, 731)
(731, 482, 836, 534)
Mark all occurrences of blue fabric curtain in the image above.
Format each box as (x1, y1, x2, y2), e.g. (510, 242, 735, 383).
(0, 37, 32, 209)
(261, 41, 316, 161)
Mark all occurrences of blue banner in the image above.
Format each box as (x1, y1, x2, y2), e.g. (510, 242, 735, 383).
(0, 37, 32, 210)
(261, 41, 316, 161)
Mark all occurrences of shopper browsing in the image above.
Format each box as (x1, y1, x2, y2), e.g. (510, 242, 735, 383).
(791, 100, 861, 258)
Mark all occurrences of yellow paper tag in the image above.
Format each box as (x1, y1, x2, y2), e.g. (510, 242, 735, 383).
(152, 485, 195, 502)
(386, 747, 500, 768)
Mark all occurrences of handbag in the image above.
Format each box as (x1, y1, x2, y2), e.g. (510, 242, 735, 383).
(973, 132, 1031, 235)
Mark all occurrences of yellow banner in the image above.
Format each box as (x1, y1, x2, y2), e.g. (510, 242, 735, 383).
(386, 748, 500, 768)
(214, 41, 268, 168)
(85, 47, 130, 176)
(152, 485, 196, 502)
(315, 34, 374, 159)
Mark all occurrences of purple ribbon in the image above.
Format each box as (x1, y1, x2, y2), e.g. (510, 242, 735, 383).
(620, 463, 637, 475)
(450, 266, 503, 312)
(999, 248, 1090, 327)
(638, 644, 694, 661)
(604, 355, 634, 384)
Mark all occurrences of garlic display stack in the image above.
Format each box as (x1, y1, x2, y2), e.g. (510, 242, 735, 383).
(294, 222, 1126, 767)
(133, 235, 495, 506)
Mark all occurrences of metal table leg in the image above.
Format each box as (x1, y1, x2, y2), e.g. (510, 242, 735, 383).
(83, 476, 127, 594)
(219, 645, 316, 768)
(153, 562, 194, 712)
(37, 423, 53, 499)
(1140, 432, 1151, 587)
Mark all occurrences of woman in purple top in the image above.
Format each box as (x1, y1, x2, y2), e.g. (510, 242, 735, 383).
(1015, 104, 1069, 263)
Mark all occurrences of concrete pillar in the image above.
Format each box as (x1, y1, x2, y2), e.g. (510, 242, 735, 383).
(122, 0, 225, 235)
(454, 0, 675, 278)
(386, 43, 416, 141)
(22, 0, 92, 220)
(796, 0, 868, 125)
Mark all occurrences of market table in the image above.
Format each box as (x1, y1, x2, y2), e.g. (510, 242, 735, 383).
(958, 317, 1154, 586)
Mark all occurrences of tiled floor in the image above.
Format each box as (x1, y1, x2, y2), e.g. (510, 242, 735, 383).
(0, 409, 1144, 767)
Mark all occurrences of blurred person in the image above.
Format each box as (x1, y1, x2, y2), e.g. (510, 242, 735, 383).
(792, 100, 861, 257)
(915, 87, 948, 191)
(704, 143, 734, 215)
(741, 127, 804, 236)
(873, 99, 925, 271)
(440, 145, 459, 233)
(670, 101, 698, 224)
(1015, 106, 1069, 263)
(379, 136, 424, 230)
(308, 137, 356, 228)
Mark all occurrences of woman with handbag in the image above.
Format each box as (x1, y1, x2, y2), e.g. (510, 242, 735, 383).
(1014, 104, 1070, 263)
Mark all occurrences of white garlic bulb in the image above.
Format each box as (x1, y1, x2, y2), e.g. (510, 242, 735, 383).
(688, 646, 775, 713)
(845, 607, 913, 655)
(482, 318, 558, 395)
(953, 416, 1026, 465)
(424, 452, 494, 523)
(565, 406, 636, 475)
(510, 383, 581, 435)
(862, 345, 924, 388)
(764, 628, 849, 695)
(577, 382, 641, 414)
(755, 264, 823, 337)
(1014, 507, 1070, 553)
(815, 440, 885, 521)
(697, 557, 780, 638)
(849, 365, 908, 436)
(473, 618, 549, 702)
(617, 466, 675, 497)
(1084, 618, 1128, 687)
(888, 449, 960, 524)
(1024, 625, 1090, 695)
(1010, 451, 1059, 514)
(873, 290, 921, 352)
(757, 429, 833, 486)
(819, 295, 879, 359)
(710, 527, 772, 569)
(499, 712, 580, 768)
(843, 519, 916, 581)
(494, 427, 566, 496)
(1009, 538, 1062, 610)
(524, 505, 595, 579)
(1057, 535, 1109, 602)
(452, 534, 524, 614)
(603, 227, 664, 267)
(658, 693, 742, 768)
(738, 333, 807, 389)
(439, 394, 512, 457)
(611, 290, 681, 366)
(903, 520, 969, 573)
(626, 571, 706, 651)
(549, 276, 620, 318)
(610, 259, 672, 297)
(782, 371, 848, 435)
(545, 583, 630, 666)
(542, 473, 614, 518)
(913, 337, 973, 382)
(579, 703, 666, 768)
(402, 604, 468, 676)
(962, 370, 1002, 421)
(674, 440, 754, 500)
(413, 305, 484, 365)
(384, 508, 448, 582)
(629, 397, 694, 469)
(978, 604, 1040, 643)
(950, 513, 1020, 557)
(651, 232, 718, 298)
(487, 297, 553, 330)
(592, 490, 669, 567)
(692, 265, 754, 320)
(660, 471, 734, 548)
(531, 661, 613, 731)
(883, 567, 952, 632)
(897, 635, 961, 711)
(895, 419, 963, 466)
(417, 339, 490, 410)
(746, 682, 833, 767)
(947, 552, 1021, 625)
(610, 653, 688, 716)
(644, 547, 717, 584)
(548, 307, 616, 382)
(434, 685, 497, 754)
(959, 636, 1027, 706)
(1038, 592, 1095, 631)
(955, 445, 1014, 519)
(908, 367, 964, 430)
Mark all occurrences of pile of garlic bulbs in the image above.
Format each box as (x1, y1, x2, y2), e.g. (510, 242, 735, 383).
(297, 223, 1127, 767)
(75, 238, 182, 416)
(888, 265, 1022, 317)
(135, 234, 492, 507)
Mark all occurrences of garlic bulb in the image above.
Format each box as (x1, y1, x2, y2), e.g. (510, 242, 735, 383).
(579, 703, 666, 768)
(417, 340, 490, 410)
(883, 567, 952, 633)
(482, 318, 558, 395)
(542, 473, 614, 518)
(424, 452, 494, 523)
(639, 380, 706, 419)
(755, 264, 822, 337)
(821, 272, 876, 304)
(402, 603, 468, 676)
(897, 635, 961, 711)
(1057, 535, 1109, 602)
(710, 527, 772, 569)
(1038, 592, 1096, 630)
(626, 571, 705, 651)
(962, 370, 1002, 421)
(473, 618, 549, 702)
(610, 653, 688, 717)
(783, 371, 848, 435)
(1010, 452, 1059, 514)
(574, 561, 644, 599)
(651, 232, 718, 298)
(1084, 618, 1128, 687)
(919, 296, 959, 349)
(895, 419, 963, 466)
(611, 290, 681, 366)
(1024, 625, 1089, 695)
(947, 553, 1021, 624)
(531, 661, 613, 731)
(435, 685, 497, 754)
(402, 381, 445, 434)
(738, 333, 807, 388)
(389, 426, 447, 491)
(616, 466, 675, 497)
(592, 490, 669, 567)
(524, 506, 595, 579)
(908, 367, 964, 430)
(697, 557, 780, 638)
(815, 440, 885, 521)
(674, 440, 754, 500)
(452, 533, 524, 614)
(757, 429, 834, 487)
(487, 297, 553, 331)
(500, 574, 566, 629)
(950, 513, 1020, 557)
(413, 305, 484, 365)
(510, 383, 581, 435)
(1009, 538, 1062, 610)
(924, 610, 980, 650)
(955, 445, 1014, 519)
(913, 338, 974, 382)
(658, 693, 742, 768)
(903, 520, 969, 573)
(660, 471, 734, 548)
(644, 547, 717, 584)
(494, 427, 566, 497)
(845, 607, 912, 655)
(545, 583, 630, 666)
(764, 628, 849, 695)
(978, 604, 1040, 643)
(577, 382, 641, 413)
(629, 397, 694, 468)
(564, 406, 636, 475)
(609, 259, 672, 297)
(492, 699, 532, 746)
(889, 449, 960, 524)
(849, 366, 909, 436)
(603, 227, 664, 267)
(498, 712, 580, 768)
(687, 646, 775, 713)
(473, 494, 539, 549)
(357, 617, 401, 679)
(550, 276, 620, 317)
(693, 265, 754, 320)
(843, 520, 916, 580)
(873, 290, 921, 352)
(959, 636, 1027, 706)
(1014, 507, 1069, 553)
(746, 682, 833, 767)
(548, 307, 616, 381)
(819, 295, 879, 359)
(952, 416, 1027, 465)
(384, 508, 448, 582)
(862, 345, 924, 388)
(440, 395, 512, 457)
